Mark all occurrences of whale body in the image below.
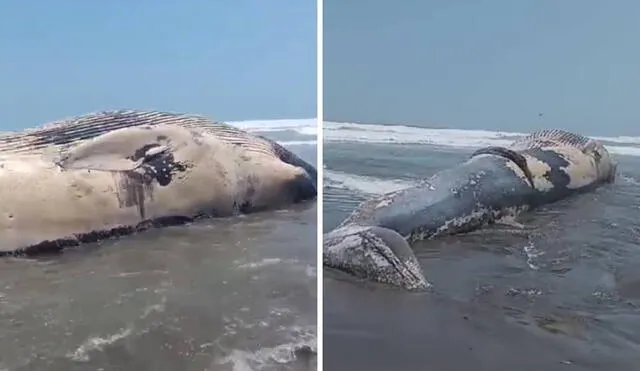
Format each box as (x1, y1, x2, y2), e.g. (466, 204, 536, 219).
(323, 129, 617, 290)
(0, 111, 317, 255)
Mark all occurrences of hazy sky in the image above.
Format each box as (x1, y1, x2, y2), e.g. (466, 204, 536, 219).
(0, 1, 316, 130)
(325, 0, 640, 136)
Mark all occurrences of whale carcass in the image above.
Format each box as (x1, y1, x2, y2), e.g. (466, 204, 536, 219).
(323, 129, 617, 290)
(0, 110, 317, 255)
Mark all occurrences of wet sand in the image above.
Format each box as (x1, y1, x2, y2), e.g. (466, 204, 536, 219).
(0, 202, 317, 371)
(324, 276, 638, 371)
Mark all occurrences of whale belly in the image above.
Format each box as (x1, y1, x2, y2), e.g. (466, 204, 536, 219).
(0, 158, 143, 252)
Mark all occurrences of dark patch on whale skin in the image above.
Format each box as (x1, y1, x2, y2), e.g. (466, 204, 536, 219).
(520, 148, 603, 207)
(128, 143, 163, 163)
(232, 172, 316, 215)
(115, 171, 153, 220)
(288, 172, 318, 203)
(525, 148, 571, 187)
(236, 201, 253, 214)
(115, 151, 190, 219)
(138, 151, 189, 187)
(0, 214, 205, 257)
(591, 148, 602, 163)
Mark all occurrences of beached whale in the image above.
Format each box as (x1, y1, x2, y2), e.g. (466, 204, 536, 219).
(0, 111, 317, 255)
(323, 129, 617, 290)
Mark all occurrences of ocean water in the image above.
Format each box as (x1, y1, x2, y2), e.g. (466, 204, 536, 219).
(323, 121, 640, 370)
(0, 119, 318, 371)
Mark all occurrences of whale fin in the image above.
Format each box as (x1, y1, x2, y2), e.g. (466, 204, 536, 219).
(510, 129, 595, 152)
(323, 225, 430, 290)
(56, 125, 176, 172)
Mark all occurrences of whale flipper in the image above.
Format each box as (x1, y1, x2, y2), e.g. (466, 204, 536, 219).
(323, 225, 429, 290)
(60, 144, 171, 172)
(57, 125, 188, 172)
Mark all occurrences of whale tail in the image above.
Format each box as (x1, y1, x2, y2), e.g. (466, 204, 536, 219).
(323, 225, 429, 290)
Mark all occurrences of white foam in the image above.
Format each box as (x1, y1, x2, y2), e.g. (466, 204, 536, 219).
(305, 264, 317, 278)
(523, 241, 544, 271)
(324, 169, 415, 195)
(214, 326, 316, 371)
(324, 121, 640, 157)
(228, 119, 317, 137)
(236, 258, 283, 270)
(605, 146, 640, 157)
(67, 327, 133, 362)
(592, 135, 640, 145)
(620, 174, 640, 186)
(279, 140, 317, 146)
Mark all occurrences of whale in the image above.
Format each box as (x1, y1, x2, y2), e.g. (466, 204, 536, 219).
(0, 111, 317, 255)
(323, 129, 617, 290)
(0, 110, 317, 184)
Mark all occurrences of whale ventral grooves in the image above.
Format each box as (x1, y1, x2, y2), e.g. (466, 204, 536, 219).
(471, 146, 535, 188)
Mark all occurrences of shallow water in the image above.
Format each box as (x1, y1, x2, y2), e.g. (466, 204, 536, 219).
(323, 123, 640, 370)
(0, 123, 318, 371)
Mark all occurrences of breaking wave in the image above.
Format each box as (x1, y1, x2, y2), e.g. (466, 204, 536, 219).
(323, 121, 640, 157)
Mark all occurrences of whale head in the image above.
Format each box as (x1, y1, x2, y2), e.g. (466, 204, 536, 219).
(323, 225, 429, 290)
(583, 139, 617, 183)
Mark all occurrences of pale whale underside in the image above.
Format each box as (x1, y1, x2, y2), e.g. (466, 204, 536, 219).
(0, 110, 317, 256)
(0, 110, 316, 182)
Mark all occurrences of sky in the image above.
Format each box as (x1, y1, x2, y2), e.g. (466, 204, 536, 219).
(325, 0, 640, 136)
(0, 0, 316, 130)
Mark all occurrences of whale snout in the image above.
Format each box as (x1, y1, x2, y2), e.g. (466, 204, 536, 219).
(289, 170, 317, 203)
(323, 225, 429, 290)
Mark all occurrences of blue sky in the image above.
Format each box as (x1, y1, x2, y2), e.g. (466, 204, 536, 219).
(325, 0, 640, 136)
(0, 1, 316, 130)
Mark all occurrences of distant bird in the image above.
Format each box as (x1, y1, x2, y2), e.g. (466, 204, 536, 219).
(538, 112, 544, 118)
